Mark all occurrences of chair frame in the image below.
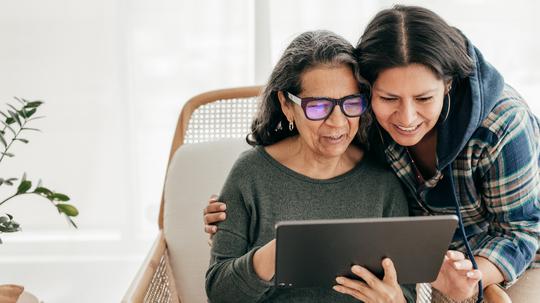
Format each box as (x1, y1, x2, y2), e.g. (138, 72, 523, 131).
(123, 86, 262, 303)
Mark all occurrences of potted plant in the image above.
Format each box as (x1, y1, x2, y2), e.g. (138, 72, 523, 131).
(0, 97, 79, 303)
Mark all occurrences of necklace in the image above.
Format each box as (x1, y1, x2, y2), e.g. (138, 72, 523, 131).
(405, 147, 425, 184)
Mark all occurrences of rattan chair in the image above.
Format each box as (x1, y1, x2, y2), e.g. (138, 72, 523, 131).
(122, 86, 514, 303)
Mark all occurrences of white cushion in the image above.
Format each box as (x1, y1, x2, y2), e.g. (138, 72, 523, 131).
(163, 138, 251, 302)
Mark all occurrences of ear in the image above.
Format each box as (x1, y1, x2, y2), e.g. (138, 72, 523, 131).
(277, 91, 294, 122)
(444, 80, 453, 94)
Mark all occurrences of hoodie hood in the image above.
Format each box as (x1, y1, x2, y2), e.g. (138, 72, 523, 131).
(436, 38, 505, 168)
(420, 38, 505, 210)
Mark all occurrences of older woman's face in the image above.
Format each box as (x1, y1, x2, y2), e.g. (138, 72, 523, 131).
(282, 65, 360, 159)
(371, 64, 447, 147)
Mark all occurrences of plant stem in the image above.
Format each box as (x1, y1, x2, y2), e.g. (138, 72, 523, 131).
(0, 120, 27, 164)
(0, 192, 34, 207)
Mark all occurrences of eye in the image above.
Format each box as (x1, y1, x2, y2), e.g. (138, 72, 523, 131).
(379, 96, 398, 102)
(416, 96, 433, 102)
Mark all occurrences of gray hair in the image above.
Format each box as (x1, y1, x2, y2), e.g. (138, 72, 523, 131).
(246, 30, 372, 146)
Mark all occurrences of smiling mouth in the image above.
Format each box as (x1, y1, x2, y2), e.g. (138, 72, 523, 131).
(395, 123, 421, 133)
(323, 134, 345, 141)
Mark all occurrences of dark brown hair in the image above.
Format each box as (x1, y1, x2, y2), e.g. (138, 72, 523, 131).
(356, 5, 474, 84)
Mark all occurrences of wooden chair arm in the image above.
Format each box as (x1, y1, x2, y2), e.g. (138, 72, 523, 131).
(122, 231, 179, 303)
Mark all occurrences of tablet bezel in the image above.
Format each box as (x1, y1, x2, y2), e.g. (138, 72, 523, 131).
(274, 215, 458, 288)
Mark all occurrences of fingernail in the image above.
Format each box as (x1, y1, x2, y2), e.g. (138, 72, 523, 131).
(352, 265, 361, 271)
(454, 262, 461, 269)
(336, 277, 344, 283)
(212, 226, 217, 232)
(220, 204, 227, 210)
(466, 271, 474, 278)
(220, 213, 226, 220)
(333, 285, 341, 292)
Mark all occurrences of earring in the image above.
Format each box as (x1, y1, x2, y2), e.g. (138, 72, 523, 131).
(288, 120, 294, 131)
(442, 93, 451, 122)
(275, 121, 283, 132)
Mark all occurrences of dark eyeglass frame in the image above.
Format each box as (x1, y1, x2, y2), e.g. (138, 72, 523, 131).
(286, 91, 368, 121)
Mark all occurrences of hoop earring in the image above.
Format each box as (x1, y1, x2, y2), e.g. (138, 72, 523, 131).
(442, 93, 451, 123)
(288, 120, 294, 131)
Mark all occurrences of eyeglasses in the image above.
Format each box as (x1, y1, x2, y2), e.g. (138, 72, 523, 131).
(286, 92, 368, 121)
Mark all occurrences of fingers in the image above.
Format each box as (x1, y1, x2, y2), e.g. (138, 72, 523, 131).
(451, 258, 482, 283)
(382, 258, 399, 285)
(334, 277, 369, 302)
(351, 265, 379, 288)
(203, 212, 226, 225)
(446, 250, 465, 261)
(452, 259, 473, 271)
(466, 269, 482, 281)
(204, 224, 217, 234)
(204, 201, 226, 215)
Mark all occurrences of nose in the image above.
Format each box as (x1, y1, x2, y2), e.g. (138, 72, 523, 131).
(325, 104, 348, 127)
(396, 100, 417, 126)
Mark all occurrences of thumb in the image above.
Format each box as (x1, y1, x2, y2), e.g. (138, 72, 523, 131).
(382, 258, 399, 285)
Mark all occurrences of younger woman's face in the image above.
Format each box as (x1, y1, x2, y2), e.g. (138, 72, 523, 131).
(371, 63, 448, 147)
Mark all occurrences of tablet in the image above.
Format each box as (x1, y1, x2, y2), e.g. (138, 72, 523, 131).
(275, 215, 458, 288)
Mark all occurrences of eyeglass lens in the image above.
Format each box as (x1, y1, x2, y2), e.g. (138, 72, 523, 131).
(305, 96, 364, 120)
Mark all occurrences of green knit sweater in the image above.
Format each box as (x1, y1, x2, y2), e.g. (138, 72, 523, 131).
(206, 146, 416, 303)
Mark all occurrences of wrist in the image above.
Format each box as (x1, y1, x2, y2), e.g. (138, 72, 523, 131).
(252, 242, 275, 281)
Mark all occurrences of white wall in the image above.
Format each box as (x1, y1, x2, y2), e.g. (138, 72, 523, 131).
(0, 1, 538, 302)
(0, 0, 254, 302)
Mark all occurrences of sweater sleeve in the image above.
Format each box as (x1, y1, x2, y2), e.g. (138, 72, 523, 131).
(205, 160, 274, 303)
(472, 105, 540, 285)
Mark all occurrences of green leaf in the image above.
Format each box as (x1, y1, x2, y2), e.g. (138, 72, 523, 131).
(56, 204, 79, 217)
(1, 178, 17, 186)
(21, 127, 41, 132)
(7, 109, 21, 126)
(1, 152, 15, 157)
(7, 103, 21, 113)
(0, 133, 6, 147)
(51, 193, 70, 201)
(66, 216, 78, 228)
(0, 224, 21, 233)
(34, 186, 53, 196)
(17, 180, 32, 194)
(20, 108, 36, 119)
(15, 138, 29, 144)
(1, 120, 17, 135)
(27, 115, 44, 122)
(24, 101, 43, 108)
(0, 216, 8, 224)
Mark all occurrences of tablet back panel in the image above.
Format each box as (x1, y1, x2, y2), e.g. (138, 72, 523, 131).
(275, 215, 458, 288)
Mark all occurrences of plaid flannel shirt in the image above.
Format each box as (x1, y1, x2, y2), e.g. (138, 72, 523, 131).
(382, 85, 540, 285)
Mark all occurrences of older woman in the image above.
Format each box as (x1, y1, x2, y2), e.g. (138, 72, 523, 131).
(205, 30, 415, 303)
